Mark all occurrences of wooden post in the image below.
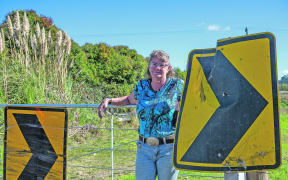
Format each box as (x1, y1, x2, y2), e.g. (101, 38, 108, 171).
(224, 171, 269, 180)
(224, 172, 246, 180)
(246, 171, 269, 180)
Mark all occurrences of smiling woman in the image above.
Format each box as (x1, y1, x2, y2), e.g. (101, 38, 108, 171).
(98, 50, 184, 180)
(147, 50, 175, 82)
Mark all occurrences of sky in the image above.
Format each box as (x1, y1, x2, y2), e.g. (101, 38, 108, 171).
(1, 0, 288, 79)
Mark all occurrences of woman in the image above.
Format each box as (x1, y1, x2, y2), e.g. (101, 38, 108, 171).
(98, 50, 184, 180)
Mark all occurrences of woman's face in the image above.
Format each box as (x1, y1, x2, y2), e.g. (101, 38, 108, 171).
(149, 57, 171, 80)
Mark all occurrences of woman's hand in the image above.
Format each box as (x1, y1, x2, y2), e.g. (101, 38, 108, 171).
(98, 98, 111, 119)
(97, 93, 136, 119)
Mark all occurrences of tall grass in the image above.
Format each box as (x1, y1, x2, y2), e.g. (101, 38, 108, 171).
(0, 10, 73, 104)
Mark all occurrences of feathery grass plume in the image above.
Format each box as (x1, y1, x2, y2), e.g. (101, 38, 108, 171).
(13, 11, 22, 48)
(55, 30, 65, 87)
(35, 22, 40, 39)
(7, 15, 14, 38)
(0, 33, 3, 53)
(30, 32, 35, 54)
(41, 27, 46, 43)
(56, 30, 63, 57)
(40, 27, 47, 73)
(22, 12, 30, 38)
(1, 28, 5, 51)
(31, 33, 38, 55)
(24, 39, 29, 53)
(40, 27, 45, 46)
(44, 39, 48, 55)
(63, 32, 71, 54)
(63, 32, 67, 51)
(63, 31, 68, 41)
(56, 30, 63, 48)
(47, 30, 52, 48)
(66, 36, 71, 54)
(14, 11, 21, 36)
(30, 32, 35, 51)
(33, 33, 38, 48)
(23, 38, 30, 67)
(30, 32, 38, 63)
(14, 37, 20, 48)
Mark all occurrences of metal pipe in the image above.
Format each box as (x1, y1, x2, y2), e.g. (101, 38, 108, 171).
(111, 113, 114, 180)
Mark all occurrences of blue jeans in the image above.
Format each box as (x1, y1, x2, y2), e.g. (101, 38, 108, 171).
(135, 141, 179, 180)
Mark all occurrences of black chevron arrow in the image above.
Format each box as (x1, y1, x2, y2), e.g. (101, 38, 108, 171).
(181, 51, 268, 163)
(13, 113, 57, 179)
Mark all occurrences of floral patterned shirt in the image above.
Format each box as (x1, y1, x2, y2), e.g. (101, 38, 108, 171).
(134, 78, 184, 138)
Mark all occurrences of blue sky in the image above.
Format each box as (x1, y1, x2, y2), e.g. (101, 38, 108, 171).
(1, 0, 288, 79)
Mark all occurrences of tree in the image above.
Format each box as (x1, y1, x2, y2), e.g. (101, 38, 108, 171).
(174, 67, 186, 80)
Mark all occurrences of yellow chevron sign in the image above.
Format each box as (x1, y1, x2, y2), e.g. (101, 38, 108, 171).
(4, 106, 68, 179)
(173, 32, 280, 171)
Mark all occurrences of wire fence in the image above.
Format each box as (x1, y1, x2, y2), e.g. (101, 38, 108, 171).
(64, 105, 225, 179)
(5, 104, 285, 179)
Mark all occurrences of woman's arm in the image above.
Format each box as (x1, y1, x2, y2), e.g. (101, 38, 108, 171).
(97, 92, 137, 119)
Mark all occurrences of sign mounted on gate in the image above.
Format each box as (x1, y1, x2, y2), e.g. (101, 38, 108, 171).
(4, 106, 68, 179)
(173, 32, 280, 171)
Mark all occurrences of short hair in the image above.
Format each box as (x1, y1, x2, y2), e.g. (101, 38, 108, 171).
(147, 50, 175, 79)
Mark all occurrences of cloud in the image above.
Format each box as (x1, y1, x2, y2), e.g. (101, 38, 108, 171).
(283, 70, 288, 74)
(223, 26, 231, 31)
(207, 25, 231, 31)
(207, 25, 221, 31)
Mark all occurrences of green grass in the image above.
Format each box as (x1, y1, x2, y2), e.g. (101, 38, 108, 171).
(66, 114, 139, 179)
(268, 113, 288, 179)
(280, 101, 288, 109)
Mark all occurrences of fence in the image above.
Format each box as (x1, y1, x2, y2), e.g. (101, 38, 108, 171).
(0, 104, 225, 179)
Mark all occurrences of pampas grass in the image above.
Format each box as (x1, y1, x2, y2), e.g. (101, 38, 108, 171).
(0, 31, 4, 53)
(0, 10, 73, 103)
(22, 12, 30, 38)
(1, 28, 5, 49)
(35, 22, 40, 39)
(7, 15, 14, 38)
(13, 11, 21, 36)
